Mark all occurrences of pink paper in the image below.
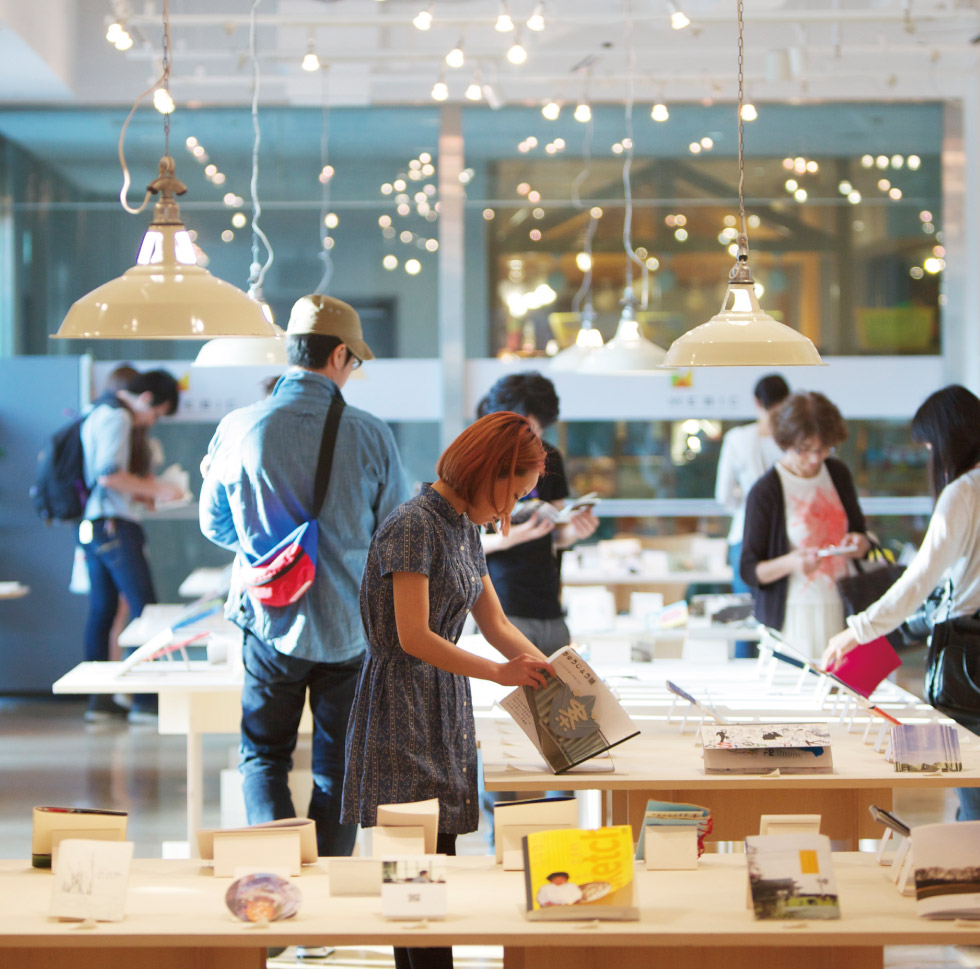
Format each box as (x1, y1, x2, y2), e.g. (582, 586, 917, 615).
(827, 636, 901, 698)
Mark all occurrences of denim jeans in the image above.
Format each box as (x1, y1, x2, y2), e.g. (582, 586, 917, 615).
(83, 518, 157, 712)
(728, 540, 758, 659)
(958, 787, 980, 820)
(240, 629, 361, 857)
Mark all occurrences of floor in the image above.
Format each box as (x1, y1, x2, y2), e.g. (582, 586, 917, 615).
(0, 692, 976, 968)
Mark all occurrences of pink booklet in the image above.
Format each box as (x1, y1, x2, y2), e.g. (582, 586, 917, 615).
(826, 636, 901, 698)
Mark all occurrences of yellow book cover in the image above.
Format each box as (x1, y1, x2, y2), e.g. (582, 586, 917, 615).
(522, 825, 639, 921)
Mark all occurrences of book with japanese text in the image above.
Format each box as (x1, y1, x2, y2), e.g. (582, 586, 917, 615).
(500, 646, 640, 774)
(522, 825, 639, 921)
(700, 722, 833, 774)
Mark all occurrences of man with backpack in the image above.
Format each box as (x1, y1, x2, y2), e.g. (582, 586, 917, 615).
(199, 294, 408, 859)
(78, 369, 183, 722)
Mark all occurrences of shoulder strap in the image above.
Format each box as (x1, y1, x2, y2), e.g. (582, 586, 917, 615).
(312, 392, 346, 517)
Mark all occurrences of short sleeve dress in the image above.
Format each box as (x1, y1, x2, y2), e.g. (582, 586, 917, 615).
(341, 484, 488, 834)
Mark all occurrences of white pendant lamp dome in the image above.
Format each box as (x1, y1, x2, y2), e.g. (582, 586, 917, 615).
(578, 289, 668, 374)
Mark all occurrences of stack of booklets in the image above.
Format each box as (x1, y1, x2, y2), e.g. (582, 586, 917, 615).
(745, 833, 840, 920)
(634, 799, 713, 861)
(500, 646, 639, 774)
(887, 724, 962, 773)
(522, 825, 639, 921)
(911, 821, 980, 918)
(700, 722, 833, 774)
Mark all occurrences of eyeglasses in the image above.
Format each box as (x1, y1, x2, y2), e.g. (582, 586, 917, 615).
(349, 354, 362, 370)
(792, 443, 834, 458)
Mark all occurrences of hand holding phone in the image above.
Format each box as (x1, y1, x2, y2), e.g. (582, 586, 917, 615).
(817, 544, 859, 558)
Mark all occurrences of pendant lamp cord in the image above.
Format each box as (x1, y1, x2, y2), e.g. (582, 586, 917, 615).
(622, 0, 649, 309)
(117, 0, 173, 216)
(570, 72, 595, 317)
(249, 0, 275, 296)
(735, 0, 749, 267)
(315, 69, 334, 295)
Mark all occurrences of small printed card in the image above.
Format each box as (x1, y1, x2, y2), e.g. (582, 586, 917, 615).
(380, 857, 448, 920)
(49, 839, 134, 922)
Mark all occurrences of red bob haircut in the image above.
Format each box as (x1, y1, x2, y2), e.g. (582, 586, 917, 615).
(437, 411, 545, 526)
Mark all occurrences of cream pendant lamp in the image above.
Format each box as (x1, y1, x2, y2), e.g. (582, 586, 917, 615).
(54, 0, 277, 342)
(550, 302, 603, 371)
(579, 288, 667, 373)
(662, 0, 822, 368)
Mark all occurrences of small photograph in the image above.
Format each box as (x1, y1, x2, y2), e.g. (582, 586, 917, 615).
(381, 858, 446, 885)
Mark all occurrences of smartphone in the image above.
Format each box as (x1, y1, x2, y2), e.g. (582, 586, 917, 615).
(817, 544, 859, 558)
(868, 803, 911, 838)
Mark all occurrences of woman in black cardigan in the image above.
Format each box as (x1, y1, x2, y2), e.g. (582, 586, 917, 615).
(740, 392, 870, 659)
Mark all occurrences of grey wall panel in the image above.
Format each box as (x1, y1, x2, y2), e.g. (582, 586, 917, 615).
(0, 355, 82, 692)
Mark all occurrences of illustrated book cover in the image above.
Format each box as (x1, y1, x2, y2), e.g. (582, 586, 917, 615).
(500, 646, 640, 774)
(700, 722, 833, 774)
(745, 833, 840, 920)
(912, 821, 980, 918)
(522, 825, 639, 921)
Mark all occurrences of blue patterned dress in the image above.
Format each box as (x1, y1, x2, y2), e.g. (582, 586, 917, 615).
(342, 484, 487, 834)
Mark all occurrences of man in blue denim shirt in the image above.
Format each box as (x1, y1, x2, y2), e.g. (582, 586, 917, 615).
(200, 295, 408, 856)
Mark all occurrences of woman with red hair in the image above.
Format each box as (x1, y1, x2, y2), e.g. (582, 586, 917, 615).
(342, 413, 553, 969)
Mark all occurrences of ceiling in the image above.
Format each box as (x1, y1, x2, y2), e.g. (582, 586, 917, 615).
(2, 0, 979, 111)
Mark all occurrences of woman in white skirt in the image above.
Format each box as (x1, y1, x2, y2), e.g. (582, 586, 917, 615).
(740, 391, 870, 660)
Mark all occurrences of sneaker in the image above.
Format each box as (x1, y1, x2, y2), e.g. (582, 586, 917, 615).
(85, 698, 129, 723)
(127, 708, 159, 725)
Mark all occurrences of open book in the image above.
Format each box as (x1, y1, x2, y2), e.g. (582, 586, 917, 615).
(500, 646, 640, 774)
(514, 493, 600, 525)
(523, 825, 638, 921)
(912, 821, 980, 918)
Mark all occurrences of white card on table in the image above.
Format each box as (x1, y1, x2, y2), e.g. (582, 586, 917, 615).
(49, 839, 134, 922)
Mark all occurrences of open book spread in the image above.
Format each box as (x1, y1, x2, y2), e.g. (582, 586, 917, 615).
(887, 724, 962, 773)
(700, 723, 833, 774)
(500, 646, 640, 774)
(912, 821, 980, 918)
(522, 825, 639, 921)
(745, 833, 840, 920)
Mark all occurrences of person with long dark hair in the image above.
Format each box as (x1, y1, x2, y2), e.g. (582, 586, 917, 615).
(343, 412, 553, 969)
(824, 384, 980, 819)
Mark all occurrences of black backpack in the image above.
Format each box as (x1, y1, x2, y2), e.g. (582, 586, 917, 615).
(30, 395, 123, 524)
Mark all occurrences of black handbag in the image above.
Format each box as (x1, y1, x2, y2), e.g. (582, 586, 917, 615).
(835, 549, 906, 651)
(924, 610, 980, 736)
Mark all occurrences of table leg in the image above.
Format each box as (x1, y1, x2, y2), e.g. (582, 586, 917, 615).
(504, 945, 882, 969)
(187, 730, 203, 857)
(3, 947, 265, 969)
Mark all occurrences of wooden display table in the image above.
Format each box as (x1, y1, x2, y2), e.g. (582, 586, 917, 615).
(1, 855, 977, 969)
(480, 720, 980, 848)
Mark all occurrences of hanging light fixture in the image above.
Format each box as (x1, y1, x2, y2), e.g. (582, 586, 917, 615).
(55, 0, 276, 340)
(576, 1, 668, 375)
(196, 0, 285, 367)
(662, 0, 822, 367)
(550, 301, 602, 371)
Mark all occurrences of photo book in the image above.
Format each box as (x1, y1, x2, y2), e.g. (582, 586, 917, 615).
(700, 722, 833, 774)
(887, 723, 962, 773)
(522, 825, 639, 921)
(912, 821, 980, 918)
(745, 833, 840, 920)
(500, 646, 639, 774)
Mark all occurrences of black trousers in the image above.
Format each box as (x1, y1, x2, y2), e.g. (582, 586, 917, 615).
(393, 832, 457, 969)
